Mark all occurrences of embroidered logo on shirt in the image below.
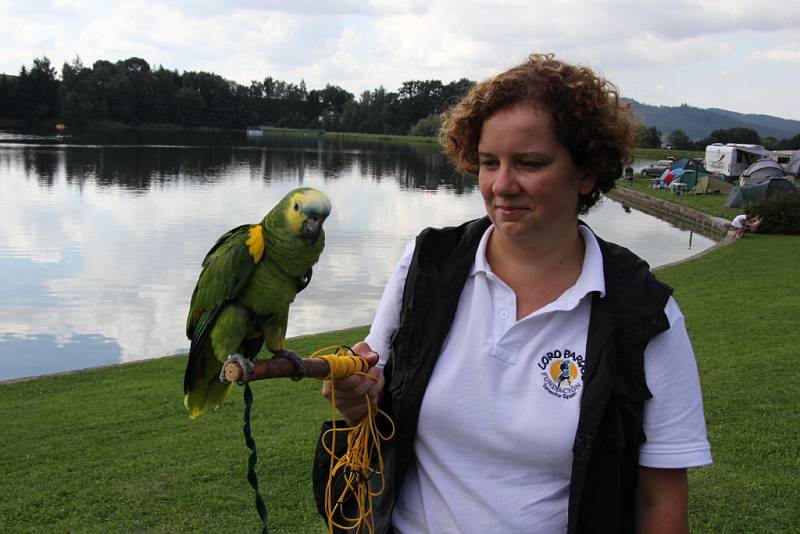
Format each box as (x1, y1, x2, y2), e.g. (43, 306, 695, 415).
(538, 349, 585, 399)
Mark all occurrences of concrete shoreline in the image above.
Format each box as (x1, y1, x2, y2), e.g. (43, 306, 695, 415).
(605, 186, 735, 269)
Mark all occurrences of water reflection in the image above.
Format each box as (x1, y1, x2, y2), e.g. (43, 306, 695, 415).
(0, 131, 713, 381)
(3, 136, 473, 195)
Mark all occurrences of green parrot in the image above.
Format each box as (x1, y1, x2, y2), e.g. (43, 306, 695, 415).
(183, 187, 331, 419)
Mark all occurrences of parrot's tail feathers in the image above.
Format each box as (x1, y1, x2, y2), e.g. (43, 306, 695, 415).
(184, 378, 234, 419)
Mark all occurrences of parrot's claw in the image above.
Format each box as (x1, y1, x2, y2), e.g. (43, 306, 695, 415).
(272, 349, 306, 381)
(220, 353, 255, 385)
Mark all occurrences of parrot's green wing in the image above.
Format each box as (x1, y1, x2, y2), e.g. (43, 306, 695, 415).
(183, 188, 331, 418)
(183, 223, 264, 394)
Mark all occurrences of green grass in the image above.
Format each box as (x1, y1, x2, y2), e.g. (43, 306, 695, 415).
(619, 176, 741, 220)
(654, 235, 800, 533)
(321, 130, 439, 144)
(0, 326, 368, 534)
(316, 134, 706, 155)
(633, 148, 705, 160)
(2, 235, 799, 533)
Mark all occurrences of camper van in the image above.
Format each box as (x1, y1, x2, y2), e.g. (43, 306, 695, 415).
(770, 149, 798, 169)
(704, 143, 771, 179)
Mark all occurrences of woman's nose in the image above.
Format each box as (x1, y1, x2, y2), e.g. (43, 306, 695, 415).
(492, 162, 520, 196)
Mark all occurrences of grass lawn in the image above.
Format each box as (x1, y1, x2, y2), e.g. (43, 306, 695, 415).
(0, 327, 368, 534)
(314, 136, 705, 159)
(619, 176, 742, 220)
(653, 234, 800, 533)
(633, 148, 705, 160)
(2, 238, 799, 532)
(322, 130, 439, 144)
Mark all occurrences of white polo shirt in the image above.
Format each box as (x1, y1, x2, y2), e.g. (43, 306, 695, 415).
(365, 225, 712, 534)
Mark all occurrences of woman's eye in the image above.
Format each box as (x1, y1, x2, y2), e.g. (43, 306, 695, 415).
(479, 159, 498, 168)
(520, 160, 543, 168)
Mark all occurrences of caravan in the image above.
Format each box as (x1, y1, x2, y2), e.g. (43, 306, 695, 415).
(704, 143, 771, 179)
(770, 150, 797, 168)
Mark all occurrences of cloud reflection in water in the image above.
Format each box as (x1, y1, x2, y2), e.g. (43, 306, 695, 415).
(0, 135, 713, 380)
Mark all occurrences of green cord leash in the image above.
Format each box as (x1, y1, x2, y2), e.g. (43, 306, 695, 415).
(243, 383, 269, 534)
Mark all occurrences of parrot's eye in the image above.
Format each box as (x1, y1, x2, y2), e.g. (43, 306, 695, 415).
(294, 201, 301, 212)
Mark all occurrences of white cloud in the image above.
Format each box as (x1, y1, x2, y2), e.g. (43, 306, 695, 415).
(1, 0, 800, 118)
(748, 45, 800, 64)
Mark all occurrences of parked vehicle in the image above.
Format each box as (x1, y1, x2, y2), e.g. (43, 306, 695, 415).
(641, 159, 674, 177)
(704, 143, 770, 179)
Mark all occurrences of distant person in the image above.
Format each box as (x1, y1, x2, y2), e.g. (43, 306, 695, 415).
(732, 214, 761, 239)
(749, 215, 763, 233)
(732, 214, 748, 238)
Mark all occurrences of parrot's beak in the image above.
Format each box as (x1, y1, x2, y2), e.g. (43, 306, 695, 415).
(302, 215, 326, 244)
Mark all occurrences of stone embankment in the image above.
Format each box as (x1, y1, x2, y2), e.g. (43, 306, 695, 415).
(606, 187, 731, 240)
(605, 187, 735, 267)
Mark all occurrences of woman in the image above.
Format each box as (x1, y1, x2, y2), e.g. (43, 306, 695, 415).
(317, 53, 711, 533)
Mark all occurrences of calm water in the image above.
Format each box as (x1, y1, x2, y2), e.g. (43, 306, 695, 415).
(0, 130, 714, 381)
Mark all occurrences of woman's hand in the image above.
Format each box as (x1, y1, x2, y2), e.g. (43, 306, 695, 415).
(321, 341, 385, 424)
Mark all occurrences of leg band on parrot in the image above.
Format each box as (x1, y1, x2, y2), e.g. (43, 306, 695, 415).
(220, 354, 255, 384)
(272, 349, 306, 381)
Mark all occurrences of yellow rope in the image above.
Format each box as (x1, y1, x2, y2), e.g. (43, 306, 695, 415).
(310, 346, 396, 534)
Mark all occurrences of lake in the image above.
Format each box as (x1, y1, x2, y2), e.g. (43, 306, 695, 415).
(0, 129, 715, 381)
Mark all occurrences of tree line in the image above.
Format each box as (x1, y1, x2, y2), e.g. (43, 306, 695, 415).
(637, 124, 800, 152)
(2, 55, 799, 149)
(0, 56, 473, 136)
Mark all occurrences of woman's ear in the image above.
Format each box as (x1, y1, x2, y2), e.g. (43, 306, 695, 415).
(579, 174, 597, 195)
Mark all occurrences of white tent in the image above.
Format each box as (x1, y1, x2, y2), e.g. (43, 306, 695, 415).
(740, 159, 786, 185)
(787, 151, 800, 177)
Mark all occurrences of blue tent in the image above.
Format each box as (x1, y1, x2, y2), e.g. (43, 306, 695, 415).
(670, 158, 708, 175)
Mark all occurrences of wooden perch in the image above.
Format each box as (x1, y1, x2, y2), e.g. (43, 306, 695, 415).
(222, 357, 333, 383)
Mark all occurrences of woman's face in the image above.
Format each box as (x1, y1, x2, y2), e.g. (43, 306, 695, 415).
(477, 103, 595, 245)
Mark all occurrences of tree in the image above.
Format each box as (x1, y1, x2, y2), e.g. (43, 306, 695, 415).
(60, 56, 95, 128)
(0, 73, 22, 118)
(173, 87, 206, 127)
(442, 78, 475, 108)
(90, 59, 117, 119)
(17, 56, 60, 120)
(306, 84, 353, 130)
(637, 124, 662, 148)
(152, 66, 181, 120)
(666, 129, 693, 150)
(119, 57, 156, 124)
(396, 80, 445, 133)
(409, 113, 441, 137)
(340, 99, 363, 132)
(2, 54, 489, 134)
(777, 132, 800, 150)
(761, 136, 780, 151)
(704, 127, 761, 145)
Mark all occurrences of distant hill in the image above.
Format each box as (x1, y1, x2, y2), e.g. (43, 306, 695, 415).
(626, 100, 800, 141)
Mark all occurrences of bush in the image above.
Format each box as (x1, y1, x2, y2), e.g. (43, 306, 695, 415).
(408, 113, 441, 137)
(745, 191, 800, 234)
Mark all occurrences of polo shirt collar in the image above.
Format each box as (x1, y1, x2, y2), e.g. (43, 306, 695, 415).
(469, 223, 606, 310)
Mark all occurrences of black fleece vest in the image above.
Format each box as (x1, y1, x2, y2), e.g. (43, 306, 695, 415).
(314, 216, 672, 533)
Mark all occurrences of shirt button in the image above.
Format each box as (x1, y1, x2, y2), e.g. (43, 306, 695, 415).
(500, 310, 509, 319)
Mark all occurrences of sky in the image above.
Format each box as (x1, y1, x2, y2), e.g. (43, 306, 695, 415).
(2, 0, 800, 120)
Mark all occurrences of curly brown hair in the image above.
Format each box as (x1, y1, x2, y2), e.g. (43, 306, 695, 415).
(440, 53, 637, 214)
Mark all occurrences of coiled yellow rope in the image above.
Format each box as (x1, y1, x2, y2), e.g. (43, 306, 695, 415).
(311, 346, 396, 534)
